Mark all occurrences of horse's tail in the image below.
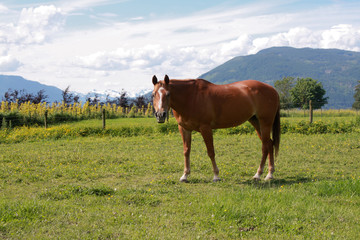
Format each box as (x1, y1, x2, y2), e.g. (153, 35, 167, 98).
(272, 105, 281, 157)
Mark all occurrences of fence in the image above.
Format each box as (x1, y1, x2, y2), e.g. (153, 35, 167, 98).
(0, 101, 154, 129)
(1, 100, 359, 130)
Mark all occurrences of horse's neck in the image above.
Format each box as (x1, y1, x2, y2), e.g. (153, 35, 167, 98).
(169, 80, 195, 114)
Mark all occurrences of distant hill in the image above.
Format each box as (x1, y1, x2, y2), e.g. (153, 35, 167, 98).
(0, 75, 63, 102)
(199, 47, 360, 108)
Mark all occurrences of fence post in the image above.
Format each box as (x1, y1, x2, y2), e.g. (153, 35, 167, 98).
(309, 100, 313, 124)
(1, 117, 6, 130)
(44, 110, 48, 129)
(102, 108, 106, 130)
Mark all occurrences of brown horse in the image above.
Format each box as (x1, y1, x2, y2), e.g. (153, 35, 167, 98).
(152, 75, 280, 182)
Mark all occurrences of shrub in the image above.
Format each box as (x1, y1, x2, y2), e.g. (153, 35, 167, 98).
(216, 122, 255, 135)
(156, 120, 178, 134)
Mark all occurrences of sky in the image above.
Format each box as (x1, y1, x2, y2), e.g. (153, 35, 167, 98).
(1, 0, 360, 96)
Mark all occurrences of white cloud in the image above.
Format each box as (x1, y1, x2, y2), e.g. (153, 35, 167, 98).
(320, 24, 360, 51)
(0, 47, 22, 71)
(74, 44, 218, 78)
(16, 5, 64, 44)
(2, 1, 360, 95)
(0, 55, 22, 71)
(0, 4, 8, 13)
(68, 22, 360, 93)
(250, 27, 319, 54)
(0, 5, 64, 44)
(58, 0, 127, 13)
(130, 17, 144, 21)
(220, 34, 252, 58)
(248, 25, 360, 54)
(74, 45, 165, 71)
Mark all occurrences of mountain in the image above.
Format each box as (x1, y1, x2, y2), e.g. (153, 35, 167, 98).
(199, 47, 360, 108)
(0, 75, 63, 102)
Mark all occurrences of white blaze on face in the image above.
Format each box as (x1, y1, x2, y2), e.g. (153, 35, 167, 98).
(157, 87, 165, 111)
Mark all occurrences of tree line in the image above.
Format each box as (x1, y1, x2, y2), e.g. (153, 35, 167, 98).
(274, 77, 328, 110)
(275, 76, 360, 110)
(4, 78, 360, 112)
(2, 86, 151, 110)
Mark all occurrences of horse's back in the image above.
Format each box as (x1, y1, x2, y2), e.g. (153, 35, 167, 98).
(197, 79, 277, 97)
(205, 79, 279, 107)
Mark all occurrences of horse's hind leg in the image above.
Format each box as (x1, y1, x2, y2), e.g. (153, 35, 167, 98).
(249, 117, 274, 180)
(249, 116, 261, 140)
(263, 135, 275, 181)
(249, 117, 265, 180)
(260, 123, 275, 181)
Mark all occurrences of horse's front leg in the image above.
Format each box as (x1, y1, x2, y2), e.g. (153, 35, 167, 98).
(179, 125, 192, 182)
(200, 125, 221, 182)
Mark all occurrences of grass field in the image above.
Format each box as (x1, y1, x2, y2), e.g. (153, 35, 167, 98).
(1, 116, 360, 239)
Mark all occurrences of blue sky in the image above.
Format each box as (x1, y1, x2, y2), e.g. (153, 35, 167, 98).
(1, 0, 360, 95)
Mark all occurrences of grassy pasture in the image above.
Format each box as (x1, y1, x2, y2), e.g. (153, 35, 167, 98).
(1, 116, 360, 239)
(1, 114, 359, 144)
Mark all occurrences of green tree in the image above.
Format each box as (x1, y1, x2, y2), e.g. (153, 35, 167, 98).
(352, 80, 360, 109)
(274, 76, 295, 109)
(290, 78, 328, 110)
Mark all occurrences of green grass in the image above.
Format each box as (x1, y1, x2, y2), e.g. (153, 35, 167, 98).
(1, 115, 359, 144)
(68, 117, 157, 128)
(1, 123, 360, 239)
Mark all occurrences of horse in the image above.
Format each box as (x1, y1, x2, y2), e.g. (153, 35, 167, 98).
(152, 75, 280, 182)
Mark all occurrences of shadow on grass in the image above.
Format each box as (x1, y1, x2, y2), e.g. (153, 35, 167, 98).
(239, 176, 313, 188)
(176, 176, 313, 187)
(184, 177, 214, 184)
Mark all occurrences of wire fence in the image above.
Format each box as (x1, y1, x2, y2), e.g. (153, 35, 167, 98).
(1, 100, 359, 130)
(0, 101, 154, 129)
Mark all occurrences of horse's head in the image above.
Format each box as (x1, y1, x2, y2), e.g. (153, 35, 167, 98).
(152, 75, 170, 123)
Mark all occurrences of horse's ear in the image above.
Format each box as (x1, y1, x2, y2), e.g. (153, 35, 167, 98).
(164, 75, 170, 85)
(152, 75, 158, 85)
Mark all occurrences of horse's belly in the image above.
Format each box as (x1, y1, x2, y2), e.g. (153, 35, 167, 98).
(211, 100, 255, 129)
(211, 115, 250, 129)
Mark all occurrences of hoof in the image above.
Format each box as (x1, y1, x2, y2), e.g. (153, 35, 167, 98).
(253, 173, 262, 181)
(180, 175, 189, 183)
(213, 178, 221, 182)
(264, 174, 274, 181)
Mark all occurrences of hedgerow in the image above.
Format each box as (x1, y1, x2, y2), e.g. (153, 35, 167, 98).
(0, 118, 359, 143)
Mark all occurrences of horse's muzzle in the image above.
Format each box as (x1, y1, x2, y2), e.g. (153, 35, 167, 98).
(155, 111, 167, 123)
